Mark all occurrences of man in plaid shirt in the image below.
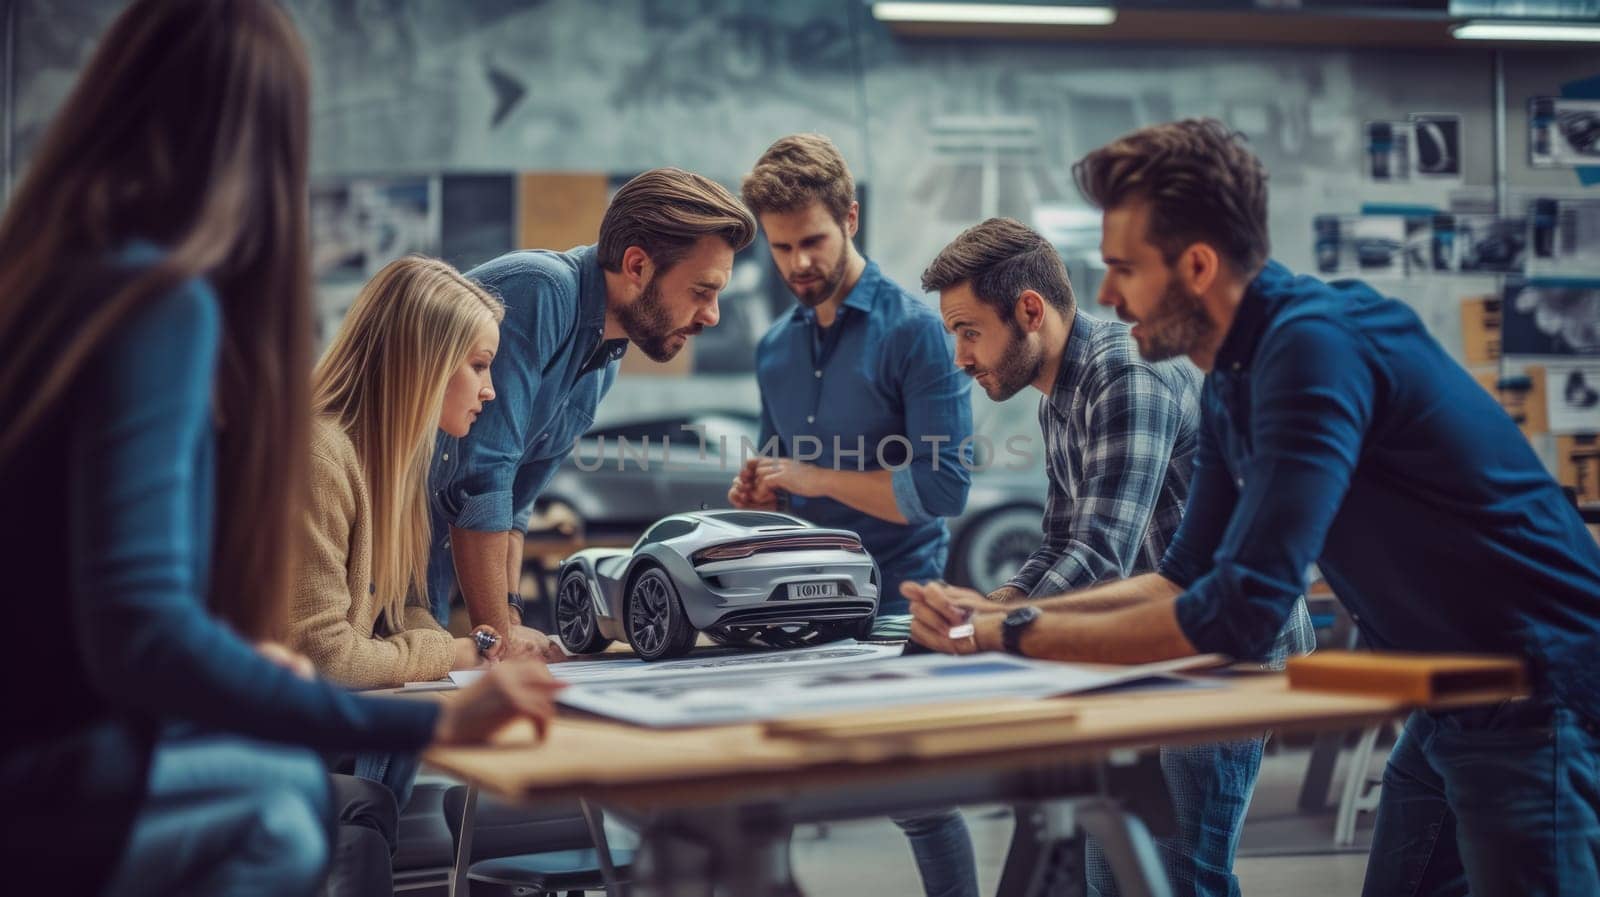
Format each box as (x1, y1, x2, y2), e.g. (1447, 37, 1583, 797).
(921, 218, 1313, 897)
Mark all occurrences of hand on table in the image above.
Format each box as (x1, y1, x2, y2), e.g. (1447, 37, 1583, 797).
(501, 625, 569, 664)
(902, 580, 1003, 655)
(433, 659, 566, 745)
(256, 641, 316, 680)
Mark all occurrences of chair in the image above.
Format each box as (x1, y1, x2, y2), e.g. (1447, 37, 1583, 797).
(442, 784, 631, 897)
(393, 782, 460, 892)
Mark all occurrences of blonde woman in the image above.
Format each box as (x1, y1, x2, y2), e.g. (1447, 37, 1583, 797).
(290, 256, 521, 803)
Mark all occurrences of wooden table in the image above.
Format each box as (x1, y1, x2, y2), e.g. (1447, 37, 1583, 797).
(423, 670, 1521, 897)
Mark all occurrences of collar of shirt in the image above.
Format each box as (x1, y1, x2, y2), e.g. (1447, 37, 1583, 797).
(788, 258, 883, 326)
(1213, 260, 1295, 375)
(1048, 309, 1103, 413)
(574, 244, 628, 375)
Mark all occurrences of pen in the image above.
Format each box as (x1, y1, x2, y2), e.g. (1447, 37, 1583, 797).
(473, 628, 500, 658)
(927, 580, 976, 642)
(947, 606, 975, 641)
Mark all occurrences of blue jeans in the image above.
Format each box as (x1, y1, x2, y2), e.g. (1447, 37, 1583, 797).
(1088, 739, 1264, 897)
(1362, 701, 1600, 896)
(103, 728, 333, 897)
(890, 808, 980, 897)
(353, 750, 422, 812)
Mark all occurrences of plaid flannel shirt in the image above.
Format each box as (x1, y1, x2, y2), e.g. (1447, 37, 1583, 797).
(1009, 312, 1202, 596)
(1011, 311, 1313, 666)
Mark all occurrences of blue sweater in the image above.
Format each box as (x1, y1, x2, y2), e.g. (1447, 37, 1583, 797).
(0, 258, 439, 892)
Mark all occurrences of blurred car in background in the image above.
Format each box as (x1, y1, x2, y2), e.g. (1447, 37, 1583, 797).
(537, 405, 1047, 595)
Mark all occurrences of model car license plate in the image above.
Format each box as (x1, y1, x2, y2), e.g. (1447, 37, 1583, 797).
(787, 581, 839, 600)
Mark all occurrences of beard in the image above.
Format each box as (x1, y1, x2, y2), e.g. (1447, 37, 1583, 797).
(967, 323, 1044, 402)
(1126, 279, 1215, 362)
(619, 275, 700, 363)
(787, 247, 849, 309)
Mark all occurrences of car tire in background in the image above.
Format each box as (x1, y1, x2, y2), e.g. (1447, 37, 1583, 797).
(554, 569, 612, 655)
(947, 504, 1044, 595)
(624, 565, 698, 661)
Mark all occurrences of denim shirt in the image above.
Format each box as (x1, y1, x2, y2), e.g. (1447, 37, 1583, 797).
(1165, 261, 1600, 718)
(427, 245, 624, 614)
(755, 259, 973, 613)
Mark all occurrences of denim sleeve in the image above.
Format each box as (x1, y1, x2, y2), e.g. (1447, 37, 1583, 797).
(1158, 393, 1238, 589)
(1174, 319, 1375, 660)
(1012, 361, 1186, 596)
(68, 281, 439, 751)
(890, 318, 973, 524)
(446, 268, 571, 533)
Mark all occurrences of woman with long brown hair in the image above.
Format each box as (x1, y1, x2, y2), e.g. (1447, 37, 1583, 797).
(0, 2, 561, 894)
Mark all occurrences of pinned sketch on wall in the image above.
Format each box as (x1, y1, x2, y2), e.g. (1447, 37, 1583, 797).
(1365, 121, 1411, 182)
(311, 176, 440, 283)
(1530, 98, 1600, 169)
(1528, 198, 1600, 278)
(1411, 114, 1463, 181)
(1547, 362, 1600, 435)
(1364, 115, 1463, 183)
(1501, 279, 1600, 358)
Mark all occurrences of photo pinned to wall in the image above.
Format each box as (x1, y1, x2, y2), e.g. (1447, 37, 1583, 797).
(1546, 361, 1600, 434)
(1454, 214, 1527, 274)
(1316, 213, 1526, 277)
(1365, 120, 1411, 182)
(1362, 115, 1463, 183)
(311, 175, 440, 283)
(1528, 198, 1600, 278)
(1311, 215, 1406, 276)
(1501, 278, 1600, 358)
(1411, 114, 1463, 181)
(1530, 97, 1600, 168)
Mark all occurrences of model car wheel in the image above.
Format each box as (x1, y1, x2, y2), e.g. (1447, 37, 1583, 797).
(704, 627, 758, 648)
(625, 566, 697, 661)
(948, 505, 1043, 595)
(554, 569, 612, 655)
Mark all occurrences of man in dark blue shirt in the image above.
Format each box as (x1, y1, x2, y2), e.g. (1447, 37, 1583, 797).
(906, 119, 1600, 896)
(733, 133, 976, 897)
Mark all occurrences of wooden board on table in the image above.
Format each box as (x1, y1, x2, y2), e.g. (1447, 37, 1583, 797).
(1287, 650, 1526, 704)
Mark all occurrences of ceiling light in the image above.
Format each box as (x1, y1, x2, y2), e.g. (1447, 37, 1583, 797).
(871, 3, 1117, 26)
(1452, 20, 1600, 41)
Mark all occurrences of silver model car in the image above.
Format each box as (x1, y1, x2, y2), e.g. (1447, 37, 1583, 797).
(554, 510, 880, 661)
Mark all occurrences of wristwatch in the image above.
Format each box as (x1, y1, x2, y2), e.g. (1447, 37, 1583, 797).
(507, 592, 527, 626)
(1001, 606, 1042, 657)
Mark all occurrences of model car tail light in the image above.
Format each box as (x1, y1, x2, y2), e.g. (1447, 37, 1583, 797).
(692, 535, 865, 565)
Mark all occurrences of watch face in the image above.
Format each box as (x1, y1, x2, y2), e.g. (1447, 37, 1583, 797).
(1005, 606, 1041, 628)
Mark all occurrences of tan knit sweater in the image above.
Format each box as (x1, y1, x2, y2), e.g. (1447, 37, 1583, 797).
(288, 416, 455, 689)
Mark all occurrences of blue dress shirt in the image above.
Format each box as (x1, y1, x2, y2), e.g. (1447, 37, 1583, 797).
(755, 260, 973, 614)
(1165, 261, 1600, 717)
(427, 245, 625, 619)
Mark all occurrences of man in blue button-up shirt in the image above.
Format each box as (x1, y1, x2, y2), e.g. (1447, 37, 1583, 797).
(730, 135, 973, 620)
(907, 120, 1600, 896)
(732, 134, 976, 897)
(428, 169, 755, 658)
